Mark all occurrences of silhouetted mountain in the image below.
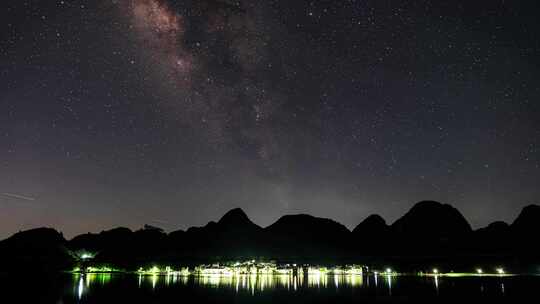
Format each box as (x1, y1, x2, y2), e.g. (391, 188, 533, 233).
(3, 203, 540, 272)
(265, 214, 350, 260)
(0, 228, 74, 271)
(352, 214, 388, 235)
(474, 221, 511, 254)
(214, 208, 264, 257)
(512, 205, 540, 232)
(166, 229, 185, 251)
(178, 208, 264, 260)
(70, 226, 171, 267)
(511, 204, 540, 255)
(218, 208, 256, 227)
(391, 201, 472, 254)
(479, 221, 510, 233)
(69, 227, 133, 254)
(392, 201, 472, 236)
(352, 214, 389, 255)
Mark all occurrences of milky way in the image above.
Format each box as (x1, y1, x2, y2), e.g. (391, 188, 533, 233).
(127, 0, 194, 85)
(119, 0, 286, 163)
(1, 0, 539, 237)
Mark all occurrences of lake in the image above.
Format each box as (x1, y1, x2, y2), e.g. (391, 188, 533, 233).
(1, 272, 538, 303)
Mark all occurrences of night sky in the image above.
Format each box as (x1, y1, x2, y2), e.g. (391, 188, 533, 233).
(1, 0, 539, 238)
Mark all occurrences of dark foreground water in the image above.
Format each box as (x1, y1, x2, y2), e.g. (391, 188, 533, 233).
(1, 273, 539, 303)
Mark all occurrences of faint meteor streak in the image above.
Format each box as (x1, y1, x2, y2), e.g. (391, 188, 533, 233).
(1, 193, 36, 201)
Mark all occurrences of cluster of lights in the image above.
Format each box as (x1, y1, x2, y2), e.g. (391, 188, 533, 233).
(476, 267, 505, 275)
(420, 267, 507, 276)
(72, 266, 117, 273)
(72, 261, 509, 277)
(137, 262, 363, 277)
(194, 261, 285, 276)
(370, 269, 393, 275)
(137, 266, 190, 276)
(304, 266, 363, 276)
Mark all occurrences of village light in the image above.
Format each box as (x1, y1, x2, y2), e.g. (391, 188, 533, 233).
(476, 268, 483, 274)
(432, 268, 438, 274)
(385, 268, 392, 274)
(78, 251, 95, 260)
(496, 268, 505, 274)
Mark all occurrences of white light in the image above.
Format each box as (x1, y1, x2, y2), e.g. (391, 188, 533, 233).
(385, 268, 392, 274)
(78, 277, 84, 299)
(476, 268, 483, 274)
(433, 268, 438, 274)
(80, 253, 93, 260)
(496, 268, 505, 274)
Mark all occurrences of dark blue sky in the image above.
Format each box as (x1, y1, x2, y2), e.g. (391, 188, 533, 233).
(1, 0, 539, 238)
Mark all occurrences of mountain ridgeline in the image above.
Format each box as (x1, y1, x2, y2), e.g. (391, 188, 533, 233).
(1, 201, 540, 272)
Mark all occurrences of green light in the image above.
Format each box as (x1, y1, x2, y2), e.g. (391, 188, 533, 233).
(345, 266, 363, 275)
(75, 250, 95, 260)
(86, 266, 115, 273)
(134, 261, 368, 279)
(80, 253, 93, 260)
(179, 267, 190, 276)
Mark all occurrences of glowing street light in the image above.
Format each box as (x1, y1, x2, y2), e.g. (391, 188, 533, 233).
(385, 268, 392, 274)
(78, 251, 95, 260)
(432, 268, 438, 274)
(476, 268, 483, 274)
(496, 268, 505, 274)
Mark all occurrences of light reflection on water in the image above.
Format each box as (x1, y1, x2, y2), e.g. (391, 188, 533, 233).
(74, 272, 367, 298)
(73, 273, 113, 299)
(136, 273, 366, 292)
(386, 274, 393, 295)
(72, 272, 509, 300)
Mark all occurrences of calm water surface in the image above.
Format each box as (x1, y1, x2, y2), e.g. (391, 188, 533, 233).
(2, 273, 539, 303)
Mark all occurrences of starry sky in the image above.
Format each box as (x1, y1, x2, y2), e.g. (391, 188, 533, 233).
(1, 0, 539, 238)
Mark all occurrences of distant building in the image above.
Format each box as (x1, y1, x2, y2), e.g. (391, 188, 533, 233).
(143, 224, 164, 233)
